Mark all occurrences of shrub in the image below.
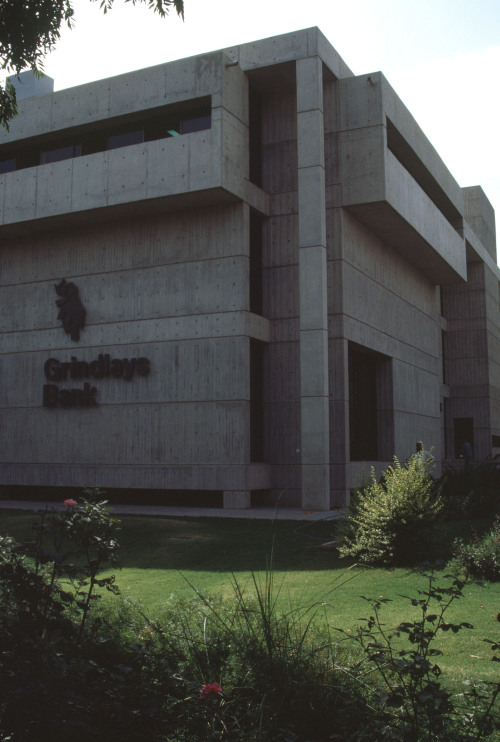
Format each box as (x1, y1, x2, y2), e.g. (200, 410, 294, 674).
(2, 500, 499, 741)
(139, 569, 376, 741)
(0, 491, 165, 742)
(338, 454, 443, 565)
(450, 517, 500, 581)
(335, 573, 500, 741)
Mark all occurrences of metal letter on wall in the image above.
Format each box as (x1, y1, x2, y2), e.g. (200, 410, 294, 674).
(55, 279, 86, 341)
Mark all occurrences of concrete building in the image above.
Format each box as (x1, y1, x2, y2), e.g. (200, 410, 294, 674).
(0, 28, 498, 510)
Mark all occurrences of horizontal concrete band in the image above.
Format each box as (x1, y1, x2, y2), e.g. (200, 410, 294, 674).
(0, 463, 271, 491)
(0, 311, 271, 354)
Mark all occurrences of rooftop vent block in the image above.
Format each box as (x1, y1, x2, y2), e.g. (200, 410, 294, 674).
(7, 70, 54, 100)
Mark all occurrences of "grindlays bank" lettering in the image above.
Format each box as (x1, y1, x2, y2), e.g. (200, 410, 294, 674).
(42, 354, 151, 408)
(44, 354, 150, 382)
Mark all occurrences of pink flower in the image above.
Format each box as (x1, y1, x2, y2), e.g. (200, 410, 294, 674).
(63, 498, 77, 507)
(198, 682, 223, 700)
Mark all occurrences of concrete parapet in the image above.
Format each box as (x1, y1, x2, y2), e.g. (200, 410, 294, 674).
(463, 186, 497, 263)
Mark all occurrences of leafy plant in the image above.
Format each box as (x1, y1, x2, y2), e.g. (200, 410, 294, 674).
(16, 487, 121, 636)
(450, 517, 500, 581)
(139, 562, 376, 741)
(338, 454, 443, 564)
(0, 490, 165, 742)
(335, 573, 500, 741)
(2, 502, 499, 741)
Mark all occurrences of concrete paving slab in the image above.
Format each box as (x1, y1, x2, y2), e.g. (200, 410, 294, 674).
(0, 499, 345, 521)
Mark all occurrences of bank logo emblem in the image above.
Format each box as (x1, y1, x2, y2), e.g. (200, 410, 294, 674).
(55, 279, 86, 341)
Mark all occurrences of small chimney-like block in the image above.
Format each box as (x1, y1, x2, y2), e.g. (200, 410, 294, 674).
(7, 70, 54, 100)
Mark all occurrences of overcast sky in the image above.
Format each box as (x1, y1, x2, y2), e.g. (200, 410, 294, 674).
(8, 0, 500, 249)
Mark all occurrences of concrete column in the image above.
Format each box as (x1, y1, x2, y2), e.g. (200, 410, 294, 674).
(296, 57, 330, 511)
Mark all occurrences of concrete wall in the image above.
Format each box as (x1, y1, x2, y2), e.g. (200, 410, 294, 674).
(0, 204, 269, 497)
(337, 73, 467, 285)
(331, 212, 442, 494)
(0, 51, 264, 231)
(442, 257, 500, 462)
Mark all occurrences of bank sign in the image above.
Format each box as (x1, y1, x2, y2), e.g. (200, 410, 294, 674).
(43, 354, 151, 408)
(44, 280, 150, 408)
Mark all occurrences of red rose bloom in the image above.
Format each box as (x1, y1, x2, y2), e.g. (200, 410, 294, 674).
(198, 682, 223, 700)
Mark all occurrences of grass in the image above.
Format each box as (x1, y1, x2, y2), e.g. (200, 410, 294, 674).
(1, 508, 499, 686)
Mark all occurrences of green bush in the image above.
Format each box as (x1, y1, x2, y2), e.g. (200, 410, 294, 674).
(338, 454, 443, 565)
(450, 517, 500, 581)
(0, 492, 164, 742)
(336, 573, 500, 741)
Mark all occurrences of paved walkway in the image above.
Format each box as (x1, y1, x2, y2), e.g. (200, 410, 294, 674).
(0, 499, 345, 522)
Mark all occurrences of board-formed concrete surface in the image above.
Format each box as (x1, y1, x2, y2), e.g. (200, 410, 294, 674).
(0, 27, 498, 512)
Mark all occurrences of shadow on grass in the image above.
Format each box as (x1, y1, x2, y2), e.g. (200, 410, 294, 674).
(0, 509, 493, 573)
(1, 510, 346, 572)
(113, 515, 346, 572)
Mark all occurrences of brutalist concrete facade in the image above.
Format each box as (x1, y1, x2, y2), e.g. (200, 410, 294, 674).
(0, 28, 498, 510)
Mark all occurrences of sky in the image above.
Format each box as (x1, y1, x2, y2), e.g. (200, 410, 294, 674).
(6, 0, 500, 245)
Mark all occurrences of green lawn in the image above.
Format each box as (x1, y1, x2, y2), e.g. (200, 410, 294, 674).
(1, 509, 499, 686)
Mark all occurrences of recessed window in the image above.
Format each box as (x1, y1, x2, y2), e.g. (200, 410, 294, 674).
(349, 347, 378, 461)
(40, 144, 81, 165)
(454, 417, 474, 459)
(250, 213, 263, 315)
(386, 117, 462, 234)
(107, 129, 144, 150)
(249, 87, 262, 187)
(0, 157, 15, 174)
(349, 344, 394, 461)
(0, 97, 211, 173)
(180, 114, 211, 134)
(441, 329, 447, 383)
(250, 339, 265, 462)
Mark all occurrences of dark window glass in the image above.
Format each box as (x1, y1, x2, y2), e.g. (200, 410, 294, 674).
(443, 398, 451, 458)
(180, 114, 211, 134)
(0, 157, 15, 174)
(349, 347, 378, 461)
(81, 131, 107, 156)
(250, 213, 263, 315)
(145, 117, 176, 141)
(249, 87, 262, 187)
(16, 148, 38, 170)
(454, 417, 474, 459)
(0, 97, 211, 172)
(492, 435, 500, 448)
(40, 144, 81, 165)
(107, 129, 144, 150)
(250, 339, 265, 462)
(441, 329, 447, 383)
